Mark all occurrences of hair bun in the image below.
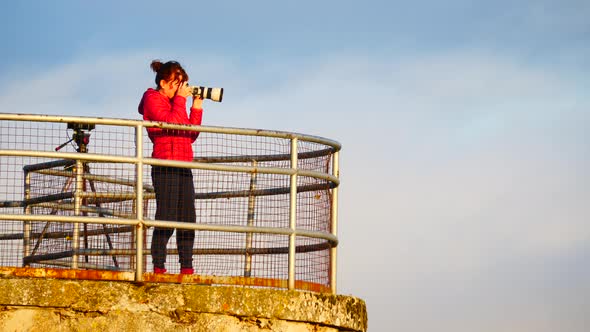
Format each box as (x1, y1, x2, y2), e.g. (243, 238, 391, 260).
(150, 60, 163, 73)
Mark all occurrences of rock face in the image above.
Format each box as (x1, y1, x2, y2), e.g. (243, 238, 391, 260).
(0, 277, 367, 331)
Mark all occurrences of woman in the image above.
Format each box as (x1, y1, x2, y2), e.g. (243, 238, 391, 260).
(138, 60, 203, 274)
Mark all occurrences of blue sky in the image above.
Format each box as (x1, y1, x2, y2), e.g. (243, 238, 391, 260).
(1, 1, 589, 331)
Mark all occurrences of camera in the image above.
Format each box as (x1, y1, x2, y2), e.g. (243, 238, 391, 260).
(188, 85, 223, 102)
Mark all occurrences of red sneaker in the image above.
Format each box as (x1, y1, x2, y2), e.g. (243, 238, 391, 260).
(180, 268, 194, 275)
(154, 267, 167, 274)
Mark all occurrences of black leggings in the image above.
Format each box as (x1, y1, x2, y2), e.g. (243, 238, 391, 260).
(151, 166, 196, 269)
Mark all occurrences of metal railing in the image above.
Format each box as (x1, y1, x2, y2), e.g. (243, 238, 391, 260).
(0, 113, 340, 293)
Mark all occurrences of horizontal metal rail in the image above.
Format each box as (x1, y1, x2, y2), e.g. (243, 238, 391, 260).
(33, 168, 154, 191)
(0, 225, 134, 241)
(193, 147, 336, 164)
(0, 113, 341, 150)
(22, 159, 75, 172)
(0, 214, 338, 245)
(0, 182, 335, 208)
(23, 242, 332, 260)
(0, 150, 339, 185)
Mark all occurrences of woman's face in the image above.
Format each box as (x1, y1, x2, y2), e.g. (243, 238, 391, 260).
(159, 75, 184, 98)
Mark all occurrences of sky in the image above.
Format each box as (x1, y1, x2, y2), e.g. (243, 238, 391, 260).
(1, 1, 589, 330)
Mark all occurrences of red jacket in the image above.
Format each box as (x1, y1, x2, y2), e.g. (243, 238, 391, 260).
(138, 88, 203, 161)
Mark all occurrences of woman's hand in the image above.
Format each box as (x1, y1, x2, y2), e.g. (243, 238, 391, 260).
(176, 82, 192, 98)
(192, 94, 203, 109)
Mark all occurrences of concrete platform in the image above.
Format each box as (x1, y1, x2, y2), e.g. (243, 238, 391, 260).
(0, 275, 367, 331)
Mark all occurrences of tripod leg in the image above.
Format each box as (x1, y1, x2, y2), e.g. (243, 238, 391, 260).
(81, 164, 90, 264)
(31, 172, 74, 258)
(83, 223, 89, 263)
(85, 164, 119, 268)
(30, 221, 51, 258)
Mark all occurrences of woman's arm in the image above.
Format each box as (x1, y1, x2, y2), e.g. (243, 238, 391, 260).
(144, 93, 192, 125)
(188, 98, 203, 141)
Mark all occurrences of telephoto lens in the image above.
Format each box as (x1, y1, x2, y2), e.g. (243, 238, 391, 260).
(189, 86, 223, 102)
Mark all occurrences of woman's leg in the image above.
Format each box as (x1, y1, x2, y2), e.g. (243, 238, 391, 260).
(151, 166, 178, 269)
(177, 168, 196, 269)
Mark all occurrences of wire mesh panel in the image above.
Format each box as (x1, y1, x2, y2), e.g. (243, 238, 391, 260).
(24, 161, 137, 270)
(0, 114, 340, 292)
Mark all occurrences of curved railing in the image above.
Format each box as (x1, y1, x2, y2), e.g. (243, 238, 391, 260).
(0, 113, 340, 293)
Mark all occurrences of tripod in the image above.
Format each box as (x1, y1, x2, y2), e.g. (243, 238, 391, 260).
(27, 123, 130, 269)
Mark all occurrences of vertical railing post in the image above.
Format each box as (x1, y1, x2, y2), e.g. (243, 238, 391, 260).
(23, 171, 31, 264)
(72, 159, 83, 269)
(244, 160, 257, 277)
(135, 124, 144, 281)
(330, 151, 339, 293)
(288, 137, 298, 289)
